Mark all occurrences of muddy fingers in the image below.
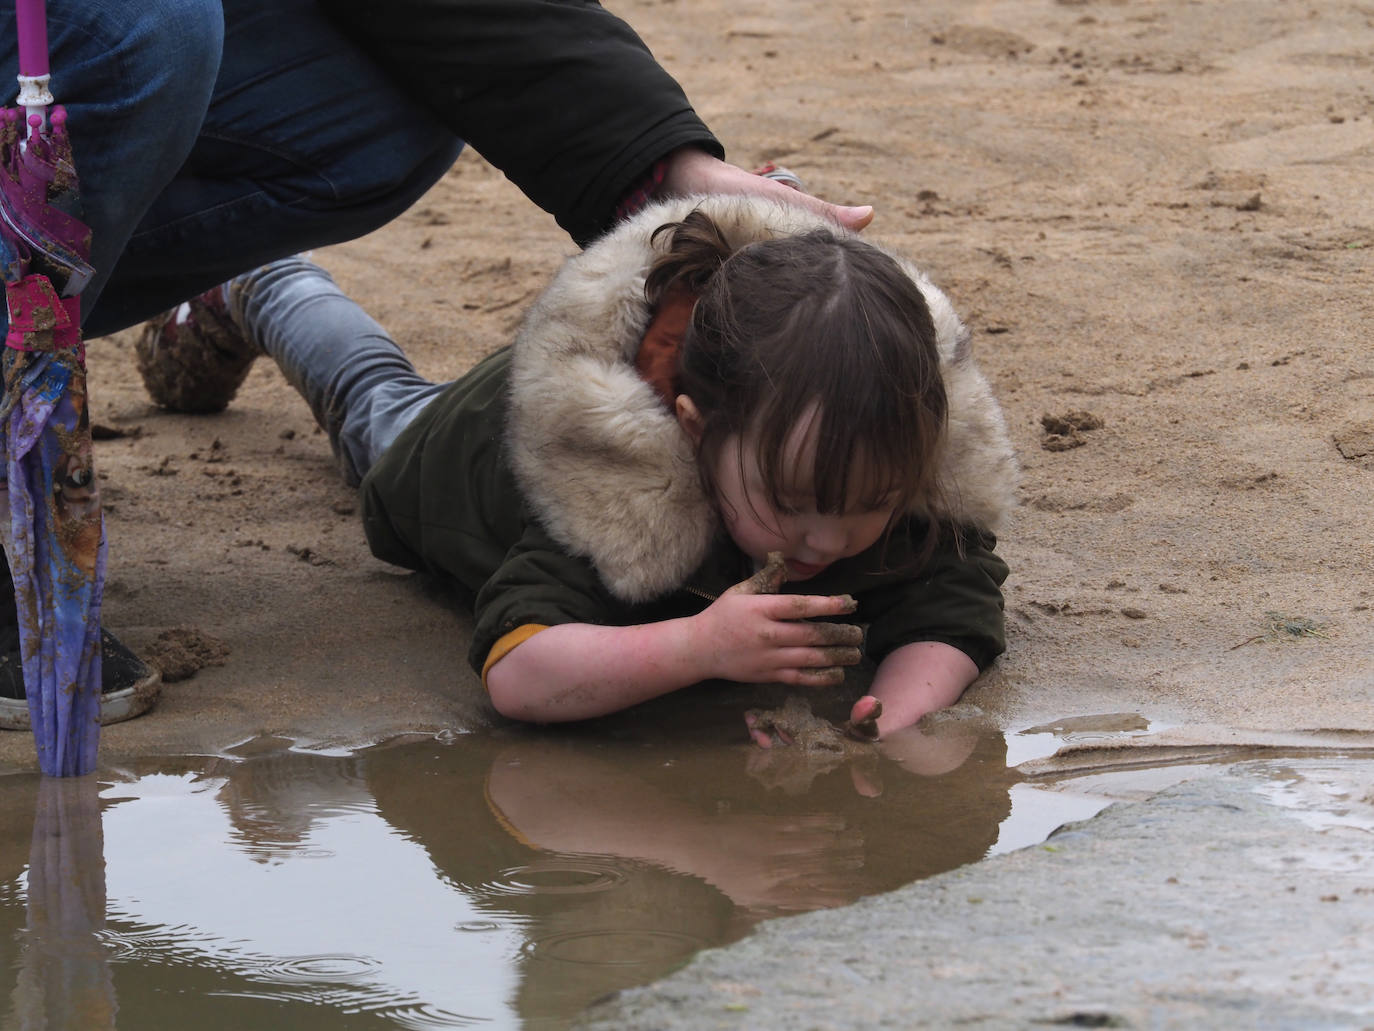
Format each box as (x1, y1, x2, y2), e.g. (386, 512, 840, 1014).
(813, 621, 863, 647)
(728, 551, 789, 595)
(815, 646, 862, 666)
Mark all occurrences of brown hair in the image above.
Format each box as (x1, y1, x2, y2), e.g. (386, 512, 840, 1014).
(644, 209, 948, 553)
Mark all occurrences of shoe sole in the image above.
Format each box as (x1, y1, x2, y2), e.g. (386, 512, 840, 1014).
(0, 668, 162, 732)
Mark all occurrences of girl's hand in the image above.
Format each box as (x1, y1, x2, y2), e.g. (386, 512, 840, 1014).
(690, 574, 863, 685)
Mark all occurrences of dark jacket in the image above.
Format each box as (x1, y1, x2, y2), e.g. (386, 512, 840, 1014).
(360, 196, 1019, 678)
(319, 0, 724, 245)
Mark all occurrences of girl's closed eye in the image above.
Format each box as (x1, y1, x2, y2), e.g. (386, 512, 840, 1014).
(857, 491, 901, 516)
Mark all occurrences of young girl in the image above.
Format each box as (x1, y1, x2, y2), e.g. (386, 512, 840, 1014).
(180, 195, 1017, 739)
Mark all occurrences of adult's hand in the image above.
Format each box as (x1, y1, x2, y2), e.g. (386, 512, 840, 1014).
(661, 146, 875, 232)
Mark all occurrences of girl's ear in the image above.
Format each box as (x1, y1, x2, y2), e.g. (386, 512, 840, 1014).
(675, 394, 705, 446)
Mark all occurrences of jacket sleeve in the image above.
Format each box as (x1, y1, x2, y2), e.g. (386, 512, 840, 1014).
(361, 453, 631, 676)
(468, 521, 631, 673)
(318, 0, 724, 244)
(857, 526, 1010, 672)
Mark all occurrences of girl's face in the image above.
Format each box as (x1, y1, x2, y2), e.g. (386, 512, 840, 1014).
(677, 398, 900, 581)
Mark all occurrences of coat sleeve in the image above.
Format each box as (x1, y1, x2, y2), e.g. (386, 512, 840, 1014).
(469, 522, 632, 674)
(360, 448, 631, 677)
(856, 526, 1009, 672)
(318, 0, 724, 244)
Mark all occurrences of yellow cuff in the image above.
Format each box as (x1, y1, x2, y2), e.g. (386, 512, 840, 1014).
(481, 624, 550, 689)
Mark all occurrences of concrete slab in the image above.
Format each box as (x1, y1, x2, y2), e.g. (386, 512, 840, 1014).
(574, 762, 1374, 1030)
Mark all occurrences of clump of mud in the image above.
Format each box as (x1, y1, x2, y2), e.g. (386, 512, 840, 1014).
(1334, 419, 1374, 461)
(1041, 409, 1105, 451)
(144, 626, 230, 683)
(745, 695, 880, 754)
(744, 696, 882, 795)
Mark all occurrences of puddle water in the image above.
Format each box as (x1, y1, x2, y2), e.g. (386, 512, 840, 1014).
(0, 707, 1207, 1029)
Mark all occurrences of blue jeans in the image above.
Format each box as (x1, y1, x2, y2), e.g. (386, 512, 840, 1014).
(0, 0, 463, 339)
(229, 258, 448, 486)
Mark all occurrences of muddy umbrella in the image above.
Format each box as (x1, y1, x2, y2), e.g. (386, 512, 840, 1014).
(0, 0, 105, 776)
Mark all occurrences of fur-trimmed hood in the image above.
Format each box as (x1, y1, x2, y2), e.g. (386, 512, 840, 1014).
(506, 194, 1019, 603)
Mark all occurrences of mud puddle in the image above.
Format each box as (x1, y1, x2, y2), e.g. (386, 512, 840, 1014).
(2, 704, 1351, 1029)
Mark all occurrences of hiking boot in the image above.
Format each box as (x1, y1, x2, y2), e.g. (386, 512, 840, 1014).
(0, 625, 161, 730)
(135, 284, 260, 413)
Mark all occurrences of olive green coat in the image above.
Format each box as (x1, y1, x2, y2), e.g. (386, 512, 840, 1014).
(360, 196, 1018, 676)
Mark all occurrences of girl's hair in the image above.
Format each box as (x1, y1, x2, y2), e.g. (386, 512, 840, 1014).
(644, 209, 948, 553)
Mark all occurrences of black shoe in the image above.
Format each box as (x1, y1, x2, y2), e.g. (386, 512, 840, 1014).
(0, 625, 161, 730)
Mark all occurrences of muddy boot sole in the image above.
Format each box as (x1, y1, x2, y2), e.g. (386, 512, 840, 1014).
(135, 289, 260, 414)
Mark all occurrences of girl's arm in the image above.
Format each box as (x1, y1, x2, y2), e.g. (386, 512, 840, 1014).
(486, 590, 863, 723)
(852, 640, 979, 738)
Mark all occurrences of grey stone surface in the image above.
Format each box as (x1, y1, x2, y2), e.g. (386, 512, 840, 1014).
(575, 761, 1374, 1030)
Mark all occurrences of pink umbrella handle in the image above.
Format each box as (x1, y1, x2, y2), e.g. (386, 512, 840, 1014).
(15, 0, 50, 79)
(14, 0, 54, 134)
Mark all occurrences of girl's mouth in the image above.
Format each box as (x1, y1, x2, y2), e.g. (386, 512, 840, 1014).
(786, 558, 828, 579)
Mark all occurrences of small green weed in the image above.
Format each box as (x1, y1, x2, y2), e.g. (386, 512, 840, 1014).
(1230, 611, 1329, 650)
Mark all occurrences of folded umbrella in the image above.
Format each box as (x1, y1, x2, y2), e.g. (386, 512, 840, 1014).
(0, 0, 105, 776)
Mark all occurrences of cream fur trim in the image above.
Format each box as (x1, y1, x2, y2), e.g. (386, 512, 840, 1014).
(507, 195, 1019, 602)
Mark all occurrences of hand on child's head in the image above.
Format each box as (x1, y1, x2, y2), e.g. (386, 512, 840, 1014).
(660, 147, 874, 232)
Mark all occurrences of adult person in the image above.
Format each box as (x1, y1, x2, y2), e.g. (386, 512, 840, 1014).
(0, 0, 873, 716)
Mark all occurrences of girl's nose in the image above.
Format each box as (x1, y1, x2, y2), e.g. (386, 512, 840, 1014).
(803, 519, 848, 557)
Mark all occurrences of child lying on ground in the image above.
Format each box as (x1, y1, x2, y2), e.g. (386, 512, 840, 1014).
(152, 195, 1018, 739)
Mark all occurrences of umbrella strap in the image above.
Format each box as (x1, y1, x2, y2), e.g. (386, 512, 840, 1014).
(5, 275, 82, 357)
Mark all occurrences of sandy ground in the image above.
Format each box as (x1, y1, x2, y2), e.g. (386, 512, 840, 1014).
(2, 0, 1372, 769)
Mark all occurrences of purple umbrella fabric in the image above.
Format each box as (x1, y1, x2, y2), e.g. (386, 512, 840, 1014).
(0, 0, 105, 777)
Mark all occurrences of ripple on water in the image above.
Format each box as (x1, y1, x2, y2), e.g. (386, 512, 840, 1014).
(485, 859, 629, 896)
(208, 985, 486, 1026)
(99, 924, 221, 964)
(454, 919, 503, 933)
(250, 953, 384, 984)
(521, 928, 706, 967)
(376, 1003, 489, 1029)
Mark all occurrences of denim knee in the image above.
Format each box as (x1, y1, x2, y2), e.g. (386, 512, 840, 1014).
(60, 0, 224, 152)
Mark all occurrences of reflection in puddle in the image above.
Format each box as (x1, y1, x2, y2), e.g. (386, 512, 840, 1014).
(1, 712, 1138, 1029)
